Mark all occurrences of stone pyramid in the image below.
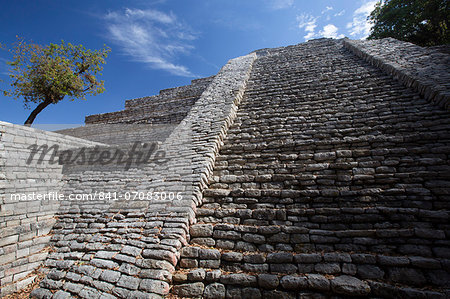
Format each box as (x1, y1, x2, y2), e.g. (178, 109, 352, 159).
(1, 38, 449, 298)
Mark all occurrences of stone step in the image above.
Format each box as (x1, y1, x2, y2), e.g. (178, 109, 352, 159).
(171, 267, 447, 299)
(187, 222, 449, 257)
(199, 188, 449, 213)
(124, 76, 214, 109)
(197, 205, 449, 226)
(176, 247, 449, 289)
(124, 95, 198, 112)
(85, 106, 192, 125)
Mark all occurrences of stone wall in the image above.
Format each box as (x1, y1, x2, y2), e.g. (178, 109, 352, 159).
(0, 122, 101, 297)
(344, 38, 450, 110)
(85, 76, 215, 125)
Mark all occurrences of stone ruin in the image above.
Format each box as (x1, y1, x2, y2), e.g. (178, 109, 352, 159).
(1, 38, 449, 298)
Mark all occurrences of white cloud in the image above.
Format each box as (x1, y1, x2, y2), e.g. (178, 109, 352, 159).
(346, 0, 378, 39)
(334, 9, 345, 17)
(104, 8, 197, 76)
(319, 24, 345, 39)
(322, 6, 333, 14)
(270, 0, 294, 10)
(297, 13, 318, 40)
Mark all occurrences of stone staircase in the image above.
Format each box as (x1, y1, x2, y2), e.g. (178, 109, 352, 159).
(171, 39, 450, 298)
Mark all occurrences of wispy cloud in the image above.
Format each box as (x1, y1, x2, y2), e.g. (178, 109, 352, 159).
(319, 24, 345, 39)
(269, 0, 294, 10)
(297, 13, 318, 40)
(334, 9, 345, 17)
(104, 8, 197, 76)
(346, 0, 378, 39)
(322, 6, 333, 14)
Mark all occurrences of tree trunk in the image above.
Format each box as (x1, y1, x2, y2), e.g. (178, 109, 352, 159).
(24, 99, 53, 126)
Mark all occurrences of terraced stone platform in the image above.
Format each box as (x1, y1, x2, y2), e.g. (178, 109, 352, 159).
(1, 37, 449, 299)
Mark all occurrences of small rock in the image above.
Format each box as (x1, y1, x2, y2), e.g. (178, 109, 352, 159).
(243, 253, 266, 263)
(307, 274, 330, 291)
(267, 252, 293, 263)
(173, 282, 205, 297)
(199, 259, 221, 268)
(30, 288, 53, 299)
(280, 275, 308, 290)
(139, 279, 170, 295)
(331, 275, 371, 296)
(180, 246, 199, 258)
(199, 248, 221, 259)
(188, 269, 206, 281)
(222, 251, 243, 262)
(52, 290, 72, 299)
(315, 263, 341, 274)
(206, 270, 222, 282)
(221, 273, 257, 286)
(388, 268, 426, 286)
(116, 275, 140, 290)
(203, 283, 226, 299)
(357, 265, 384, 279)
(100, 270, 121, 283)
(258, 274, 279, 289)
(190, 224, 214, 237)
(241, 287, 262, 299)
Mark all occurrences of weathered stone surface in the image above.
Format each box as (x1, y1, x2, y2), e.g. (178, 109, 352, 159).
(116, 275, 140, 290)
(52, 290, 72, 299)
(139, 279, 170, 295)
(257, 274, 279, 289)
(190, 224, 214, 237)
(388, 268, 427, 286)
(187, 269, 206, 281)
(100, 270, 121, 283)
(241, 288, 262, 299)
(222, 251, 244, 262)
(180, 246, 199, 258)
(307, 274, 330, 291)
(203, 283, 226, 299)
(357, 265, 385, 279)
(139, 269, 172, 282)
(199, 248, 221, 259)
(30, 288, 53, 299)
(267, 252, 293, 263)
(331, 275, 371, 296)
(221, 274, 257, 286)
(280, 275, 308, 290)
(172, 282, 205, 297)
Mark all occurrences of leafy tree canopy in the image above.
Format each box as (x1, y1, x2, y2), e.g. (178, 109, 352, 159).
(2, 37, 110, 125)
(368, 0, 450, 46)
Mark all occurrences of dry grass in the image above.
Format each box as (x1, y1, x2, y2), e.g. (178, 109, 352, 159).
(3, 271, 46, 299)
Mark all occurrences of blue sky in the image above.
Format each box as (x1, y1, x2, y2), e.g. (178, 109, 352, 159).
(0, 0, 378, 126)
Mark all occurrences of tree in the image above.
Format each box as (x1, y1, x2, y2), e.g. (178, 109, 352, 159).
(2, 37, 110, 125)
(368, 0, 450, 46)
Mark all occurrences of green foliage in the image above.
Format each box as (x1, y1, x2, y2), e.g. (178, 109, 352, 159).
(368, 0, 450, 46)
(1, 37, 110, 124)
